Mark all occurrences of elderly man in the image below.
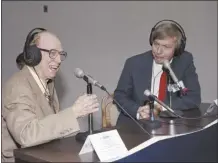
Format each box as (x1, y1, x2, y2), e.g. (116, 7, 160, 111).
(2, 28, 99, 162)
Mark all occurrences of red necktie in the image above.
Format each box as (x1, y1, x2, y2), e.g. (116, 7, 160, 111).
(158, 71, 167, 101)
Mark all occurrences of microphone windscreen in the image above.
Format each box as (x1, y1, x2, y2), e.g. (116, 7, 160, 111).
(74, 68, 84, 78)
(144, 89, 151, 96)
(163, 60, 170, 69)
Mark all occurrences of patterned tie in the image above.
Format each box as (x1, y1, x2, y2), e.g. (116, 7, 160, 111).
(158, 71, 167, 101)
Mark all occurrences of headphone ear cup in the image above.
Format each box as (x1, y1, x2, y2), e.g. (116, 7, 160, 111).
(24, 45, 42, 67)
(175, 38, 186, 56)
(149, 27, 155, 46)
(180, 38, 186, 54)
(23, 27, 46, 67)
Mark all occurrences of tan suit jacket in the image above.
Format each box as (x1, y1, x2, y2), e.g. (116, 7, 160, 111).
(2, 66, 80, 162)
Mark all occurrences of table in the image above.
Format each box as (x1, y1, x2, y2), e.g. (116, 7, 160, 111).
(14, 103, 217, 162)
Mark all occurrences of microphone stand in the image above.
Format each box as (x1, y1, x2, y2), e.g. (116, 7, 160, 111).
(87, 83, 93, 134)
(159, 70, 183, 118)
(140, 98, 161, 129)
(75, 83, 94, 143)
(168, 76, 172, 109)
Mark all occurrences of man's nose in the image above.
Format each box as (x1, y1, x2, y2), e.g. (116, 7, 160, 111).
(156, 46, 163, 54)
(55, 54, 62, 64)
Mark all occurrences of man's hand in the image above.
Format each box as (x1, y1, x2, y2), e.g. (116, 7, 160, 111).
(137, 103, 162, 120)
(72, 94, 99, 118)
(137, 105, 150, 120)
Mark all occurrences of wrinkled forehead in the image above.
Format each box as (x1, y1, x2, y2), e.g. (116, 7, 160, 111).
(38, 32, 63, 51)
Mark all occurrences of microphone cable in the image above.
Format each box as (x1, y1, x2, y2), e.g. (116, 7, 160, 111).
(103, 89, 152, 137)
(145, 89, 218, 120)
(169, 98, 218, 120)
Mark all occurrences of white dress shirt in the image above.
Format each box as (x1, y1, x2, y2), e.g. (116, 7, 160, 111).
(151, 60, 164, 98)
(136, 59, 173, 119)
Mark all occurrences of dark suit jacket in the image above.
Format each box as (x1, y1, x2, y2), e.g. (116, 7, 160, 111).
(114, 50, 201, 118)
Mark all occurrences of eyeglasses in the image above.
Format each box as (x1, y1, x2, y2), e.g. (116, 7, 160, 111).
(39, 48, 67, 61)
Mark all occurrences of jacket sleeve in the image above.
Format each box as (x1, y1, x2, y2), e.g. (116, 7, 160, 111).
(114, 59, 140, 118)
(3, 83, 80, 148)
(169, 54, 201, 110)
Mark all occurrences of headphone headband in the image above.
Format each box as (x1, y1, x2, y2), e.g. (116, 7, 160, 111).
(23, 27, 47, 67)
(24, 28, 46, 52)
(152, 19, 186, 41)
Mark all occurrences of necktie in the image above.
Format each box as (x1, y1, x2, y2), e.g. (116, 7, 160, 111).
(158, 71, 167, 101)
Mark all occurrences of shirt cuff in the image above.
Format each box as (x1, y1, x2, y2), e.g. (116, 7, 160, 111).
(136, 112, 140, 120)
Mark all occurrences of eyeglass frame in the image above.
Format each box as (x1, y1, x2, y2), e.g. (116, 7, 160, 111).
(39, 48, 67, 61)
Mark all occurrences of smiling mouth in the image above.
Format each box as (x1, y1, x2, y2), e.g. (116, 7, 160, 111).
(49, 65, 59, 71)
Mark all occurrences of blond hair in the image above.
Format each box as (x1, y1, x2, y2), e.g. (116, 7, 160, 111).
(151, 22, 183, 51)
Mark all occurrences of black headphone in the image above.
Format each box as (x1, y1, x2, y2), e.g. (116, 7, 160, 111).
(149, 19, 186, 56)
(23, 27, 47, 67)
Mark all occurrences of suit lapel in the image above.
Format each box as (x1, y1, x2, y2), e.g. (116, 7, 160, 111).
(147, 53, 154, 90)
(22, 67, 57, 116)
(165, 56, 181, 103)
(170, 56, 181, 81)
(136, 52, 153, 103)
(143, 53, 153, 91)
(47, 80, 59, 113)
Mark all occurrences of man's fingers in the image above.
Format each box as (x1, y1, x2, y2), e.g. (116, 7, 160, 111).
(139, 112, 149, 119)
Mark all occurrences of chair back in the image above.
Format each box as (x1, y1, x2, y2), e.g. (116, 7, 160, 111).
(101, 94, 120, 128)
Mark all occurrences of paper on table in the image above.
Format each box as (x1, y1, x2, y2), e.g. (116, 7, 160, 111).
(214, 99, 218, 105)
(89, 130, 128, 162)
(79, 129, 128, 162)
(79, 136, 94, 155)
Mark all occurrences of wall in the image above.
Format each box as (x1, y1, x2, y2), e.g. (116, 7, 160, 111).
(2, 1, 217, 130)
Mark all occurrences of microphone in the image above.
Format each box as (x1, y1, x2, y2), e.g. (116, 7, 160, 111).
(144, 89, 183, 117)
(74, 68, 106, 91)
(144, 89, 218, 120)
(204, 99, 218, 116)
(163, 60, 188, 95)
(74, 68, 152, 136)
(75, 82, 94, 143)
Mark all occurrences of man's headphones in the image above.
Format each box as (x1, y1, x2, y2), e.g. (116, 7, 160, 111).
(23, 27, 47, 67)
(149, 19, 187, 56)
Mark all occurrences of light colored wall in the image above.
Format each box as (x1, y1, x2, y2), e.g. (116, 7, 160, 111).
(2, 1, 217, 131)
